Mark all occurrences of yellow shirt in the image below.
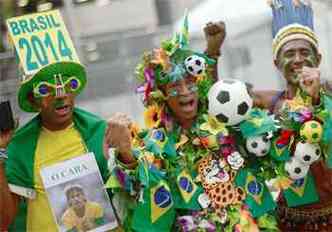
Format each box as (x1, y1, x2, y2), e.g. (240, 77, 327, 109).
(27, 124, 86, 231)
(62, 201, 103, 232)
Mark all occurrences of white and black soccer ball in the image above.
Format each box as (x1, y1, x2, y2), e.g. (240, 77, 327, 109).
(293, 141, 321, 166)
(285, 157, 309, 180)
(208, 79, 253, 126)
(246, 134, 271, 157)
(184, 55, 206, 76)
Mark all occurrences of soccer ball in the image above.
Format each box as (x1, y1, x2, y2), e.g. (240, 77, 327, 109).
(246, 134, 271, 157)
(300, 120, 323, 143)
(208, 79, 253, 126)
(184, 55, 206, 76)
(285, 157, 309, 180)
(293, 141, 321, 166)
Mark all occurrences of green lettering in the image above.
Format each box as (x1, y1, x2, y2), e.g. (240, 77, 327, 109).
(37, 16, 47, 30)
(49, 14, 61, 28)
(29, 18, 40, 33)
(19, 19, 31, 34)
(9, 21, 20, 36)
(45, 15, 52, 29)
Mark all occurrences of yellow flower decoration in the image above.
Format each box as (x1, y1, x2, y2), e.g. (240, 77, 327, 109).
(196, 74, 204, 82)
(283, 90, 312, 111)
(130, 122, 141, 146)
(200, 115, 228, 135)
(272, 176, 293, 191)
(151, 48, 171, 72)
(140, 151, 156, 164)
(144, 105, 162, 129)
(236, 208, 259, 232)
(175, 134, 189, 149)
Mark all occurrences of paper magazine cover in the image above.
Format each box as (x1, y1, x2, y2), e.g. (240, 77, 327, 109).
(40, 153, 118, 232)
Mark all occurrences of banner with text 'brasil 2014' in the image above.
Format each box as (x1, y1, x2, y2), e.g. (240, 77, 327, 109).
(6, 10, 80, 78)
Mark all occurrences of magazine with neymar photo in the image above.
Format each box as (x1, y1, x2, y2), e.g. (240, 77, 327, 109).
(40, 152, 118, 232)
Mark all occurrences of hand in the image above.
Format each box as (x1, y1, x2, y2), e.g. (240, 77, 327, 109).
(81, 218, 95, 231)
(299, 66, 321, 102)
(106, 113, 136, 164)
(0, 129, 13, 149)
(204, 21, 226, 58)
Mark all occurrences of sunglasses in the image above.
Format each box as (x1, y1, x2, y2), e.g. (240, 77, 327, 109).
(33, 75, 81, 98)
(166, 82, 198, 97)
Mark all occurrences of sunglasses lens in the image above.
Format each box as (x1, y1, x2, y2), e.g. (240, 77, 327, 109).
(65, 77, 81, 93)
(70, 79, 79, 90)
(38, 84, 49, 96)
(189, 85, 198, 92)
(168, 89, 178, 97)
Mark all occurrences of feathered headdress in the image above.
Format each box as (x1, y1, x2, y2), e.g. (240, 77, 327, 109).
(268, 0, 318, 59)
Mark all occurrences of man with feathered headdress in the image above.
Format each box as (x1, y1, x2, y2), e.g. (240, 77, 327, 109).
(250, 1, 332, 230)
(204, 0, 332, 230)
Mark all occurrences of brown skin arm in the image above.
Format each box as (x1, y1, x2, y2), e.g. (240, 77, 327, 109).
(0, 162, 19, 230)
(252, 79, 332, 112)
(204, 21, 226, 83)
(249, 88, 281, 110)
(0, 129, 19, 230)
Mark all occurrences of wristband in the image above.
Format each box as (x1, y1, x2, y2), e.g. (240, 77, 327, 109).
(109, 147, 137, 169)
(0, 148, 8, 160)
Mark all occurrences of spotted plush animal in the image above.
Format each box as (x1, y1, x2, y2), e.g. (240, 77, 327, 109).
(198, 155, 246, 208)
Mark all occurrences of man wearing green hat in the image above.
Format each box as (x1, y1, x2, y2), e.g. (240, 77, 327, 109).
(0, 61, 112, 231)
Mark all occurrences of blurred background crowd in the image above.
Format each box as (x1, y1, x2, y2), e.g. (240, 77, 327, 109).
(1, 0, 332, 125)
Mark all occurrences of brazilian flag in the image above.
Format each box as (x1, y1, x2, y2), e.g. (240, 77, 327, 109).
(132, 169, 175, 232)
(172, 169, 203, 210)
(144, 128, 177, 158)
(322, 94, 332, 169)
(270, 136, 293, 162)
(235, 169, 276, 218)
(283, 171, 319, 207)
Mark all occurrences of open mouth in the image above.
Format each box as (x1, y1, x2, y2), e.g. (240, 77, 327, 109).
(55, 105, 71, 116)
(179, 98, 196, 112)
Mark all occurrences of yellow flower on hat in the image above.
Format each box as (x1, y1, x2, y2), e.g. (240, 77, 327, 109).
(200, 115, 228, 135)
(151, 48, 171, 72)
(144, 104, 162, 129)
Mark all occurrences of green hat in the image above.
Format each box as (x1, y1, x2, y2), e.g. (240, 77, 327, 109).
(240, 108, 278, 138)
(18, 61, 87, 112)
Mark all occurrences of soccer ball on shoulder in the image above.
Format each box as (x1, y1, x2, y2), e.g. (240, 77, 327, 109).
(208, 79, 253, 126)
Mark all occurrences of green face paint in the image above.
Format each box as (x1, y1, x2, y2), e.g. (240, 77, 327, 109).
(278, 41, 319, 85)
(53, 99, 65, 108)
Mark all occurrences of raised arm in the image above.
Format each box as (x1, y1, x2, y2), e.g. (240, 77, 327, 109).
(204, 21, 226, 83)
(105, 113, 137, 168)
